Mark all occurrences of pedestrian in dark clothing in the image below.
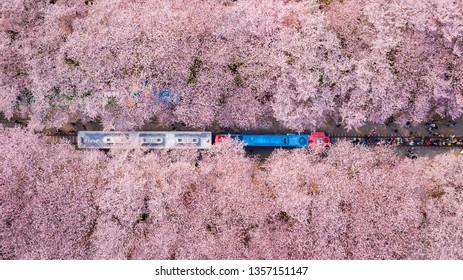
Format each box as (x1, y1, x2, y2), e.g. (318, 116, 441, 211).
(385, 116, 394, 126)
(447, 120, 456, 127)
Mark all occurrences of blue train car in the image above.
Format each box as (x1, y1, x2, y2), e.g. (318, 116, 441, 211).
(215, 134, 309, 148)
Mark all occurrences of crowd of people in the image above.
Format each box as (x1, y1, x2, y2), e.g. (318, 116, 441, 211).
(346, 121, 463, 158)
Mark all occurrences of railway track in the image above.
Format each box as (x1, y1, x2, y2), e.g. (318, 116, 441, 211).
(331, 135, 463, 148)
(3, 117, 462, 149)
(0, 120, 28, 126)
(40, 133, 463, 149)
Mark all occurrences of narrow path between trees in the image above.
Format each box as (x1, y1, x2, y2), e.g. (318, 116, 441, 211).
(2, 116, 462, 158)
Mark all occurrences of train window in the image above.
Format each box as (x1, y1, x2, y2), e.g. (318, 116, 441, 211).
(284, 138, 287, 144)
(155, 137, 163, 143)
(177, 138, 183, 143)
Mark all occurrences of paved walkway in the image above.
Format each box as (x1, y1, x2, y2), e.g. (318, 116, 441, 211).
(319, 117, 463, 138)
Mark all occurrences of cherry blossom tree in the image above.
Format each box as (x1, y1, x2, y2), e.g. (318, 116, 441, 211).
(417, 154, 463, 259)
(263, 143, 426, 259)
(2, 0, 463, 130)
(324, 0, 463, 128)
(89, 148, 202, 259)
(1, 0, 281, 130)
(0, 126, 104, 259)
(270, 1, 352, 131)
(2, 127, 463, 260)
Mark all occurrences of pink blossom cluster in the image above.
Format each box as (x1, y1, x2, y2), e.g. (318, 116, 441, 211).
(1, 127, 462, 259)
(1, 0, 462, 131)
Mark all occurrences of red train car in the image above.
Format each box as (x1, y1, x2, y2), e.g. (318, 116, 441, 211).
(308, 132, 331, 148)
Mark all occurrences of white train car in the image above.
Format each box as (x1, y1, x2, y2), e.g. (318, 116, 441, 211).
(78, 131, 212, 149)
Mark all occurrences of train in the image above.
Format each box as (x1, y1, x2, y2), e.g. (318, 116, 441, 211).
(77, 131, 212, 149)
(214, 132, 330, 149)
(77, 131, 330, 150)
